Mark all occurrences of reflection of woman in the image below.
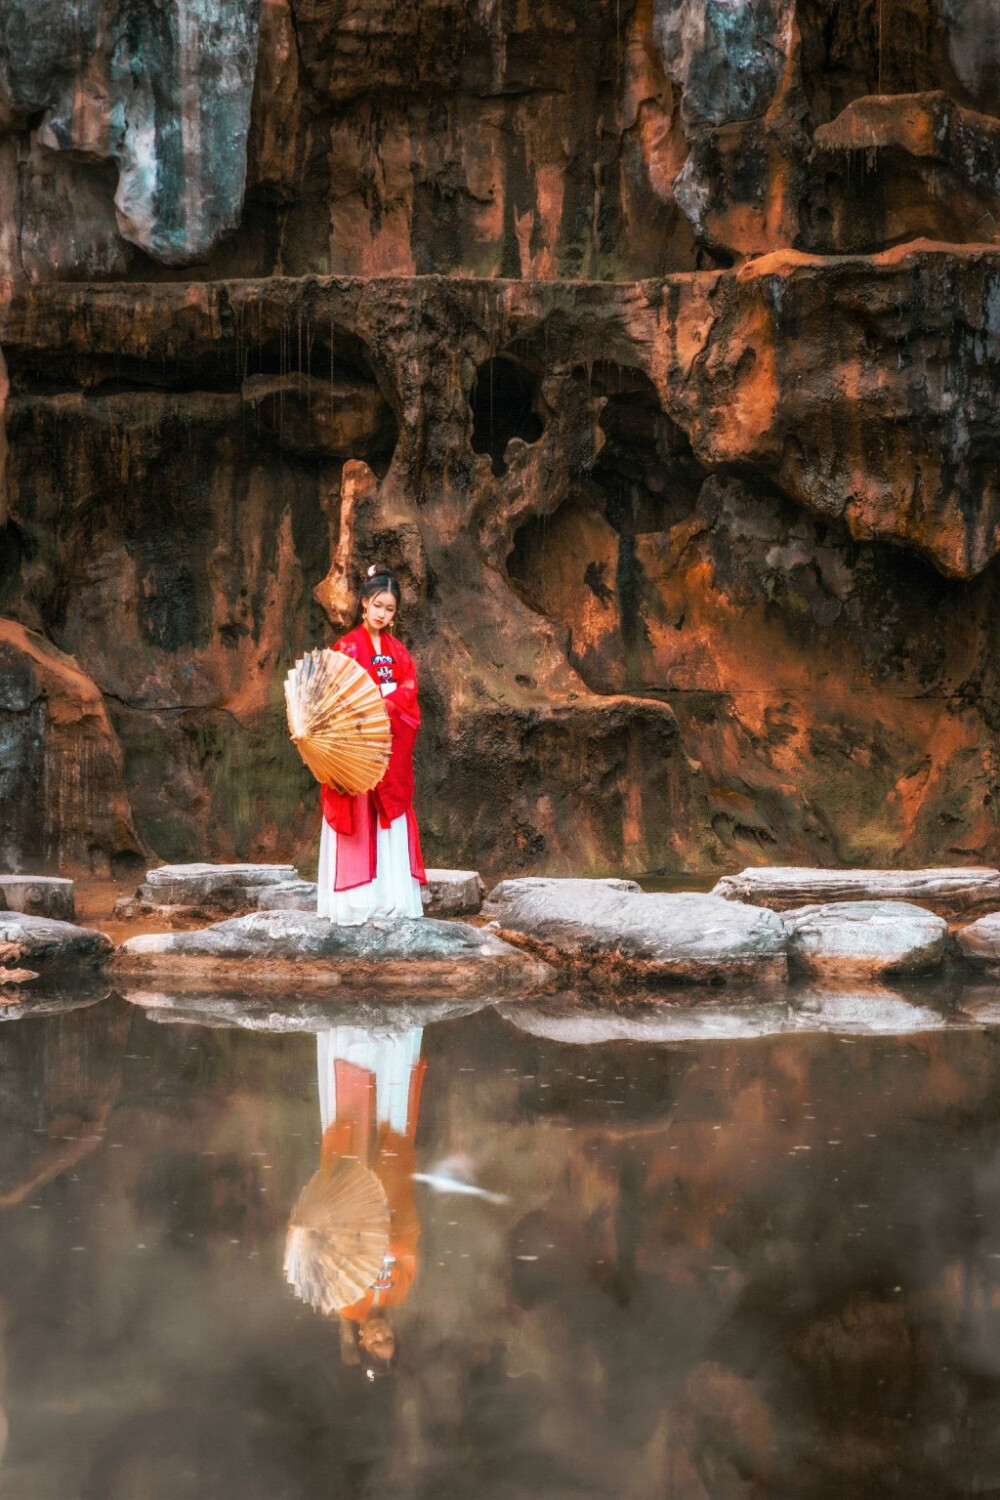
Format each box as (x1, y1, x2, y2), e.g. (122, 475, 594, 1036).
(317, 567, 427, 925)
(317, 1026, 425, 1374)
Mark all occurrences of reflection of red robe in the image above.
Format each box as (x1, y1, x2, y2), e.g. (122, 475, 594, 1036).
(321, 1056, 426, 1319)
(320, 625, 426, 891)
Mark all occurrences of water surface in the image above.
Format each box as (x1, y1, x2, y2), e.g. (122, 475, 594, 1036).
(4, 987, 1000, 1498)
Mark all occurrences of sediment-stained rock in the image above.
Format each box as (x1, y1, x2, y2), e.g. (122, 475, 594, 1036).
(0, 0, 260, 270)
(111, 909, 551, 996)
(714, 867, 1000, 918)
(4, 252, 1000, 872)
(0, 911, 112, 973)
(484, 877, 787, 986)
(0, 618, 144, 876)
(782, 900, 949, 979)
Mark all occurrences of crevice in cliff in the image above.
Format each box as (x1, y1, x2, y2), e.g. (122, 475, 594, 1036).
(469, 354, 545, 475)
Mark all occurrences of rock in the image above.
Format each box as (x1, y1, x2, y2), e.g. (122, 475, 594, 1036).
(140, 863, 299, 909)
(0, 0, 260, 268)
(782, 901, 948, 979)
(422, 869, 485, 918)
(254, 880, 318, 912)
(0, 875, 74, 920)
(713, 867, 1000, 920)
(956, 913, 1000, 970)
(483, 878, 787, 986)
(0, 912, 112, 973)
(111, 910, 550, 997)
(0, 619, 144, 876)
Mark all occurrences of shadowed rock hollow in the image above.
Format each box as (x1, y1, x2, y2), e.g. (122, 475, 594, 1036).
(2, 0, 1000, 879)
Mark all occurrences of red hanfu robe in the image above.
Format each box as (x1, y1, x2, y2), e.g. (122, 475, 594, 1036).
(320, 625, 427, 892)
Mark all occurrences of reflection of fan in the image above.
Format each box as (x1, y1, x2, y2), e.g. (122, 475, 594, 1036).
(284, 648, 391, 795)
(284, 1159, 390, 1315)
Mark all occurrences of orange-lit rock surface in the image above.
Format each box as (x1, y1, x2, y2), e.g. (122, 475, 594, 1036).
(1, 2, 1000, 876)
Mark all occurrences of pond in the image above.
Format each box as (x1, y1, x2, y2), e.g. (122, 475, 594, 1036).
(4, 985, 1000, 1498)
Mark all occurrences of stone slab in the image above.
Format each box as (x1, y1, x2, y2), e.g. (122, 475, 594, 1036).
(782, 900, 948, 978)
(421, 869, 485, 917)
(956, 912, 1000, 969)
(254, 880, 318, 912)
(0, 875, 75, 920)
(115, 863, 303, 920)
(0, 912, 112, 973)
(483, 878, 786, 986)
(712, 866, 1000, 918)
(111, 910, 550, 997)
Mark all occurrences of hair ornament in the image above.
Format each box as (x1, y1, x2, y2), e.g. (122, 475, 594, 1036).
(367, 564, 378, 578)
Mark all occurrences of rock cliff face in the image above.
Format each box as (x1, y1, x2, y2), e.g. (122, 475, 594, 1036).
(0, 0, 999, 876)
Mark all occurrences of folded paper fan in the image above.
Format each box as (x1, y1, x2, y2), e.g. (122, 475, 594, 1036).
(284, 1158, 391, 1316)
(285, 648, 391, 795)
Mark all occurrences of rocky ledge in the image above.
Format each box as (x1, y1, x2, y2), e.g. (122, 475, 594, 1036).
(0, 912, 112, 976)
(483, 879, 788, 987)
(713, 867, 1000, 919)
(110, 910, 549, 998)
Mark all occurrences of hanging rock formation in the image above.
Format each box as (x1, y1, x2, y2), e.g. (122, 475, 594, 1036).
(1, 0, 1000, 877)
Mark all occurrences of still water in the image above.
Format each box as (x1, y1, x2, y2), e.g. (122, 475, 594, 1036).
(4, 987, 1000, 1498)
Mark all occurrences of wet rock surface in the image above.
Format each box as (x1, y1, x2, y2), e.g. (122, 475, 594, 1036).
(111, 910, 550, 997)
(782, 900, 949, 979)
(714, 867, 1000, 918)
(0, 619, 143, 876)
(485, 878, 787, 986)
(0, 911, 112, 974)
(3, 6, 1000, 882)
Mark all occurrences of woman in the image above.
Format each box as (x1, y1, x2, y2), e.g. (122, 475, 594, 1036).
(317, 567, 427, 924)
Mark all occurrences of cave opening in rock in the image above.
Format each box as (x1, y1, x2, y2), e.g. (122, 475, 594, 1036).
(469, 355, 545, 476)
(589, 363, 705, 534)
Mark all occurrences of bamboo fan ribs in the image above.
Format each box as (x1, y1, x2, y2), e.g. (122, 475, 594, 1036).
(284, 1159, 391, 1316)
(285, 648, 391, 795)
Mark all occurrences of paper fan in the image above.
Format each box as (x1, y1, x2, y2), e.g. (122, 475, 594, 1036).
(285, 648, 391, 795)
(284, 1158, 390, 1316)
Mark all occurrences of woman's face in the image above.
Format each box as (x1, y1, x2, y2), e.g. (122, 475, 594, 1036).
(364, 589, 397, 632)
(360, 1316, 396, 1363)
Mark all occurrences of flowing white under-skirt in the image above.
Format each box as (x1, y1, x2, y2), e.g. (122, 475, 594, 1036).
(317, 811, 424, 925)
(317, 1026, 423, 1135)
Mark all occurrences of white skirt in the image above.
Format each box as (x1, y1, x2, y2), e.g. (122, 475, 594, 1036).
(317, 811, 424, 925)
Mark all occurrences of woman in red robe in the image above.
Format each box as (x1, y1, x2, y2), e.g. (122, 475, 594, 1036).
(317, 567, 427, 924)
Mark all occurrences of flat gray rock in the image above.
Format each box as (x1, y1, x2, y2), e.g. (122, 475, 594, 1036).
(956, 912, 1000, 969)
(783, 900, 948, 978)
(254, 880, 318, 912)
(143, 862, 299, 904)
(483, 878, 786, 986)
(713, 865, 1000, 918)
(422, 869, 485, 917)
(0, 875, 75, 920)
(111, 910, 550, 997)
(0, 912, 112, 973)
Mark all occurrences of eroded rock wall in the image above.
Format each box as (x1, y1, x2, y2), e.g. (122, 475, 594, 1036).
(0, 0, 999, 876)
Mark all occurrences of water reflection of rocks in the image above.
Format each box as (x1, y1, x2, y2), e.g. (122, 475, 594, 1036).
(4, 991, 1000, 1493)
